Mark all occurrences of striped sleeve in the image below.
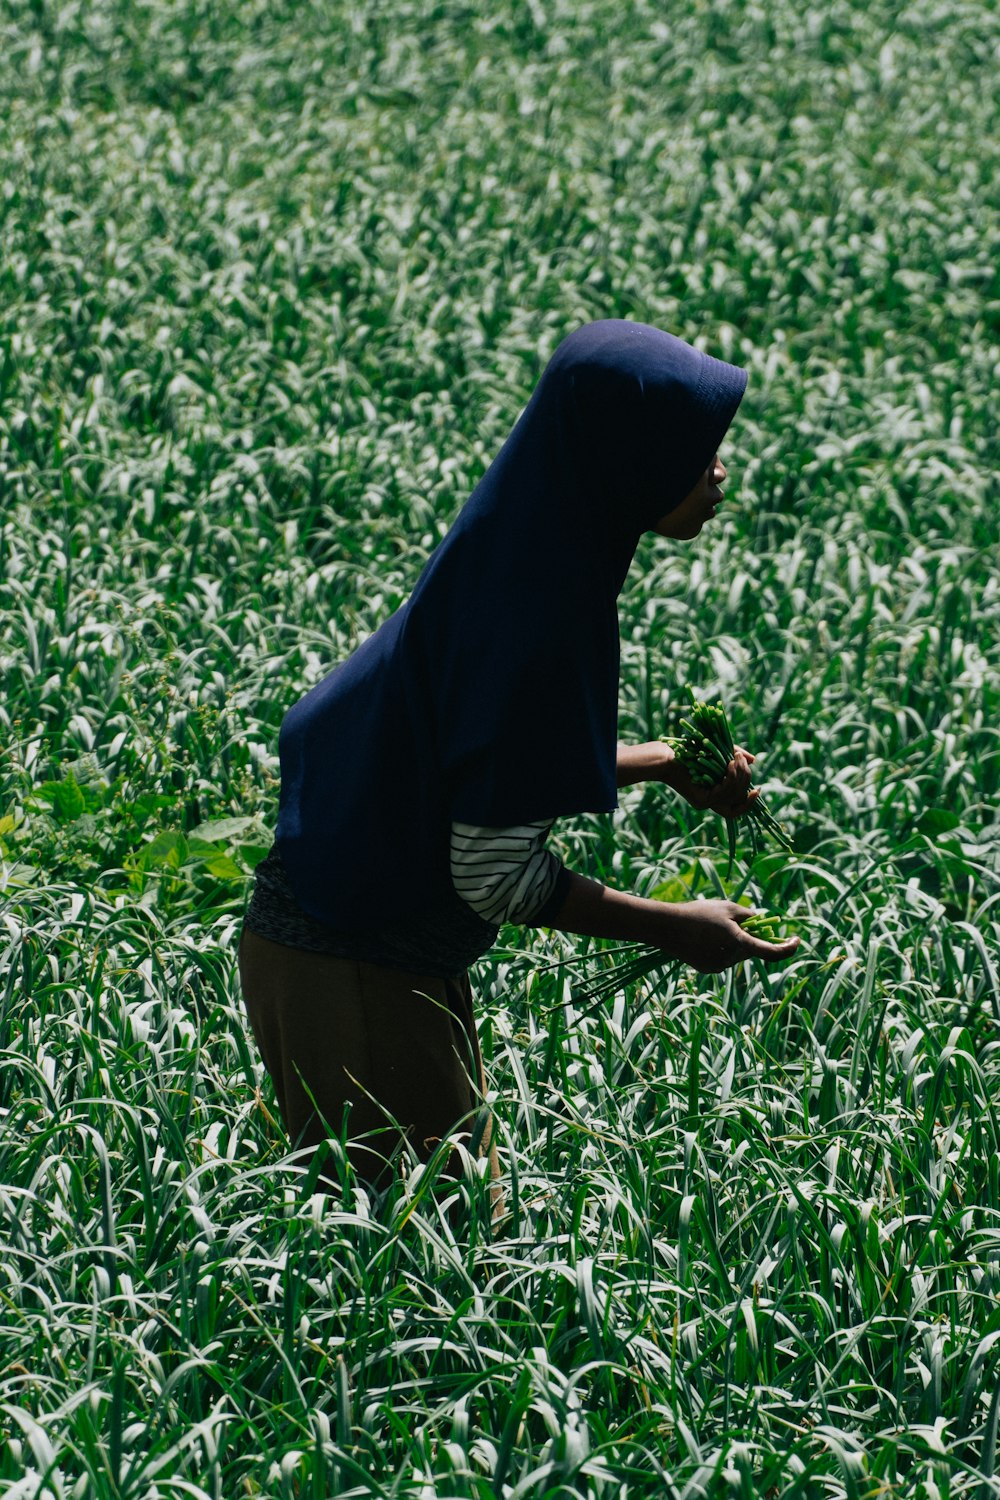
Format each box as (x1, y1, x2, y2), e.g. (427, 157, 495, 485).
(450, 818, 564, 925)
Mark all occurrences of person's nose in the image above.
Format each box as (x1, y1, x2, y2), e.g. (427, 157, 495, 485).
(712, 456, 727, 485)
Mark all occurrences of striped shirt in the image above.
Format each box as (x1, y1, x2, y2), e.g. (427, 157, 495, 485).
(450, 819, 561, 924)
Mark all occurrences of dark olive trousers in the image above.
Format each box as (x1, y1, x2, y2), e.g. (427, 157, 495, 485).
(238, 924, 497, 1192)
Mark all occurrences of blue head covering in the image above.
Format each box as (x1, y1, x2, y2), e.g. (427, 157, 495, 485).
(276, 319, 747, 929)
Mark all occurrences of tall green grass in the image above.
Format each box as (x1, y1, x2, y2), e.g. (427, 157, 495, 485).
(2, 0, 999, 1493)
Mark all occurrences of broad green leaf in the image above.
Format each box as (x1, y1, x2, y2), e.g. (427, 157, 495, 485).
(240, 843, 272, 870)
(197, 851, 244, 880)
(32, 775, 87, 823)
(188, 816, 256, 843)
(135, 831, 188, 872)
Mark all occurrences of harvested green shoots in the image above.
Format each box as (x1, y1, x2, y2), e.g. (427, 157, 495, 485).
(740, 911, 786, 940)
(663, 692, 793, 872)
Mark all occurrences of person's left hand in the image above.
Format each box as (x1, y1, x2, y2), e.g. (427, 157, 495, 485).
(664, 746, 760, 819)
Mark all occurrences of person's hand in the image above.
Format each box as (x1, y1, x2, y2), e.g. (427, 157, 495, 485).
(662, 899, 800, 973)
(665, 746, 759, 819)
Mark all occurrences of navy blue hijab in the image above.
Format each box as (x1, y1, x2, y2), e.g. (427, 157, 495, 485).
(276, 319, 748, 929)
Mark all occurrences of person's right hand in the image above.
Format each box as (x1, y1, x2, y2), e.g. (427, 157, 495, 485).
(664, 900, 800, 973)
(665, 747, 759, 819)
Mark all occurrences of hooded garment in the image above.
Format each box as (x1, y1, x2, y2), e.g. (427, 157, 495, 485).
(276, 319, 748, 931)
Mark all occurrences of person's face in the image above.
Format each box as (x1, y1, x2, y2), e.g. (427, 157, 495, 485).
(650, 453, 727, 540)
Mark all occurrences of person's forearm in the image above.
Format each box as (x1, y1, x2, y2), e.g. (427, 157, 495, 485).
(538, 868, 686, 950)
(531, 869, 802, 972)
(616, 739, 675, 788)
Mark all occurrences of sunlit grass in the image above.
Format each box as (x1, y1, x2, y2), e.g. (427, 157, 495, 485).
(2, 0, 999, 1493)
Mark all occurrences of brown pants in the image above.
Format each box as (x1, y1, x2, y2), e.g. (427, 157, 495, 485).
(237, 925, 496, 1192)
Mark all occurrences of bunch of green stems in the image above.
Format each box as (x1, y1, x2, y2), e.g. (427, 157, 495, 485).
(740, 911, 785, 940)
(662, 695, 793, 873)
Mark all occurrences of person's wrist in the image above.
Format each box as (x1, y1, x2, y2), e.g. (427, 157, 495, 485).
(635, 895, 686, 952)
(651, 741, 680, 785)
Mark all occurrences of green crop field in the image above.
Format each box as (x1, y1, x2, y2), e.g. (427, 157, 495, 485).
(2, 0, 999, 1494)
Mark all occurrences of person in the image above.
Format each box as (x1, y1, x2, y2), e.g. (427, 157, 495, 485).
(237, 318, 800, 1196)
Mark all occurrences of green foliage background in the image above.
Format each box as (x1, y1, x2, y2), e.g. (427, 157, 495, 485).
(1, 0, 999, 1494)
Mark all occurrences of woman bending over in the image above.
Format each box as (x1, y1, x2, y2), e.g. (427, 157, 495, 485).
(238, 319, 799, 1192)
